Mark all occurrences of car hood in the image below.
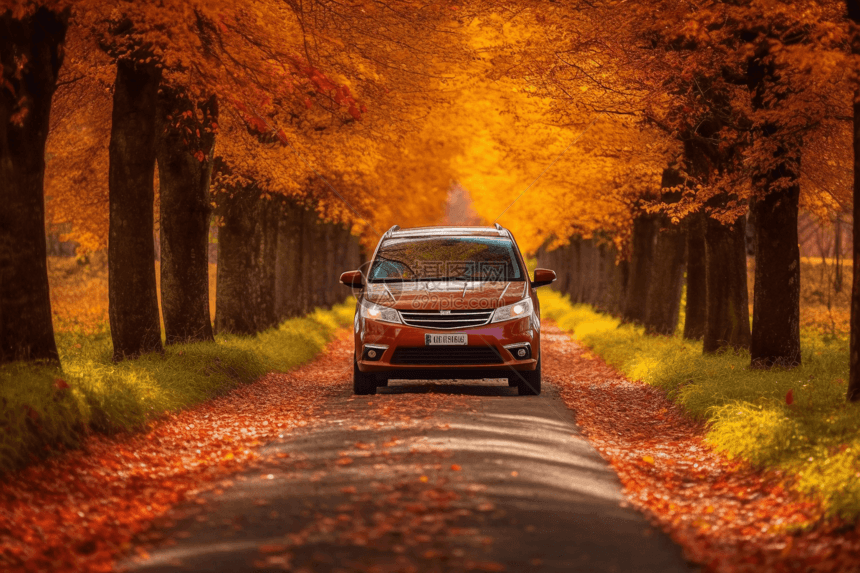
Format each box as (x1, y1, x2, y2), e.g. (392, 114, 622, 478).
(364, 281, 528, 311)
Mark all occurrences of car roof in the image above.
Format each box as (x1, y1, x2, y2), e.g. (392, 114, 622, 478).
(384, 225, 510, 240)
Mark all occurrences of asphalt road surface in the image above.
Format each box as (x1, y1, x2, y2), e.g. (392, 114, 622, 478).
(125, 327, 696, 573)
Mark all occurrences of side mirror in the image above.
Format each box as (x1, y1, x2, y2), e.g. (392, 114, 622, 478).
(531, 268, 556, 289)
(340, 270, 364, 288)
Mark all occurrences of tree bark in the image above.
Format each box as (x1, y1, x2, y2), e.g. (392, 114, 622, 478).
(215, 190, 281, 334)
(108, 59, 163, 360)
(623, 214, 657, 323)
(835, 214, 844, 294)
(0, 8, 68, 364)
(156, 89, 216, 344)
(568, 240, 583, 303)
(298, 208, 316, 314)
(703, 214, 751, 353)
(643, 168, 687, 335)
(215, 191, 258, 335)
(684, 213, 707, 340)
(848, 0, 860, 401)
(750, 184, 801, 367)
(580, 239, 600, 307)
(255, 202, 279, 330)
(644, 221, 687, 335)
(274, 198, 304, 321)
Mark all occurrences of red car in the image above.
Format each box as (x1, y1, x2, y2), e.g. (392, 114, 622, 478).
(340, 225, 556, 396)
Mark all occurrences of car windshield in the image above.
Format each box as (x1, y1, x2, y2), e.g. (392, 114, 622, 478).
(368, 237, 525, 282)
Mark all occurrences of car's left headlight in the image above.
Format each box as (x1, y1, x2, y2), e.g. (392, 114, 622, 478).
(491, 297, 533, 323)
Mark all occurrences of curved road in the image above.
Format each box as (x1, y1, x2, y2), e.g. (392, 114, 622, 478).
(126, 326, 696, 573)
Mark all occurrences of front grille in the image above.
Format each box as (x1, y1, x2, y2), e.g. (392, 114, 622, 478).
(391, 346, 504, 365)
(400, 309, 493, 329)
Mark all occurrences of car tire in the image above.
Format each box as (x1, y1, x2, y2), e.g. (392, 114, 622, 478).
(517, 356, 541, 396)
(508, 378, 518, 387)
(354, 358, 377, 395)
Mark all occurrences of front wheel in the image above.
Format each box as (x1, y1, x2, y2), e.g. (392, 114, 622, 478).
(517, 356, 541, 396)
(354, 358, 377, 395)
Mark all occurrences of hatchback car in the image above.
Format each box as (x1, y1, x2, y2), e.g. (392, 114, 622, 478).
(340, 225, 556, 396)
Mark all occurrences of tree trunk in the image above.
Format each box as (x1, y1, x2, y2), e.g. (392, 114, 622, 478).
(299, 208, 317, 314)
(323, 223, 337, 308)
(215, 191, 258, 335)
(848, 0, 860, 401)
(0, 8, 68, 364)
(568, 239, 583, 303)
(623, 214, 657, 323)
(746, 42, 803, 368)
(156, 90, 216, 344)
(684, 213, 707, 340)
(750, 183, 801, 367)
(255, 202, 279, 330)
(581, 239, 600, 307)
(835, 214, 844, 294)
(644, 168, 687, 335)
(703, 215, 751, 353)
(108, 59, 163, 360)
(644, 220, 687, 335)
(274, 198, 304, 321)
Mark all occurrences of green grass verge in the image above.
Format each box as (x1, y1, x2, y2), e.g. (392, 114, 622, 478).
(0, 302, 354, 473)
(539, 289, 860, 519)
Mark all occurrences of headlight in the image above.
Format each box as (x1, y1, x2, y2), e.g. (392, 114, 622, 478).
(491, 297, 533, 323)
(360, 299, 401, 324)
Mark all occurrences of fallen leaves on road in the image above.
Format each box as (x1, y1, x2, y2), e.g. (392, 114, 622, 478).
(1, 331, 507, 573)
(0, 335, 353, 572)
(542, 324, 860, 572)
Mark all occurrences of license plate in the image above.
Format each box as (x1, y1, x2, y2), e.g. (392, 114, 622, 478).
(425, 333, 468, 345)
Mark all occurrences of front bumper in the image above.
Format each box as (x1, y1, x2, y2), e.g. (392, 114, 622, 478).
(355, 315, 538, 374)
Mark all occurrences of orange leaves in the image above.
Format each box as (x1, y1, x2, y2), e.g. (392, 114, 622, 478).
(786, 389, 794, 405)
(0, 333, 357, 572)
(542, 321, 860, 571)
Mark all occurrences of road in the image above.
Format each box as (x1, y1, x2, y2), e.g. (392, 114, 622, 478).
(125, 326, 696, 573)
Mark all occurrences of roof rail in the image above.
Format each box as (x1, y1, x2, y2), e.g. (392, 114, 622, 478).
(383, 225, 400, 238)
(493, 223, 503, 230)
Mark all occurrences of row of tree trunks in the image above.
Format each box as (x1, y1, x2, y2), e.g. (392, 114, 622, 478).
(0, 7, 69, 364)
(537, 237, 628, 317)
(539, 206, 748, 352)
(215, 193, 360, 335)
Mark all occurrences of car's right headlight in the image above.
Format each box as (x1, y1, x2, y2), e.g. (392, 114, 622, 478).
(360, 299, 402, 324)
(491, 297, 533, 323)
